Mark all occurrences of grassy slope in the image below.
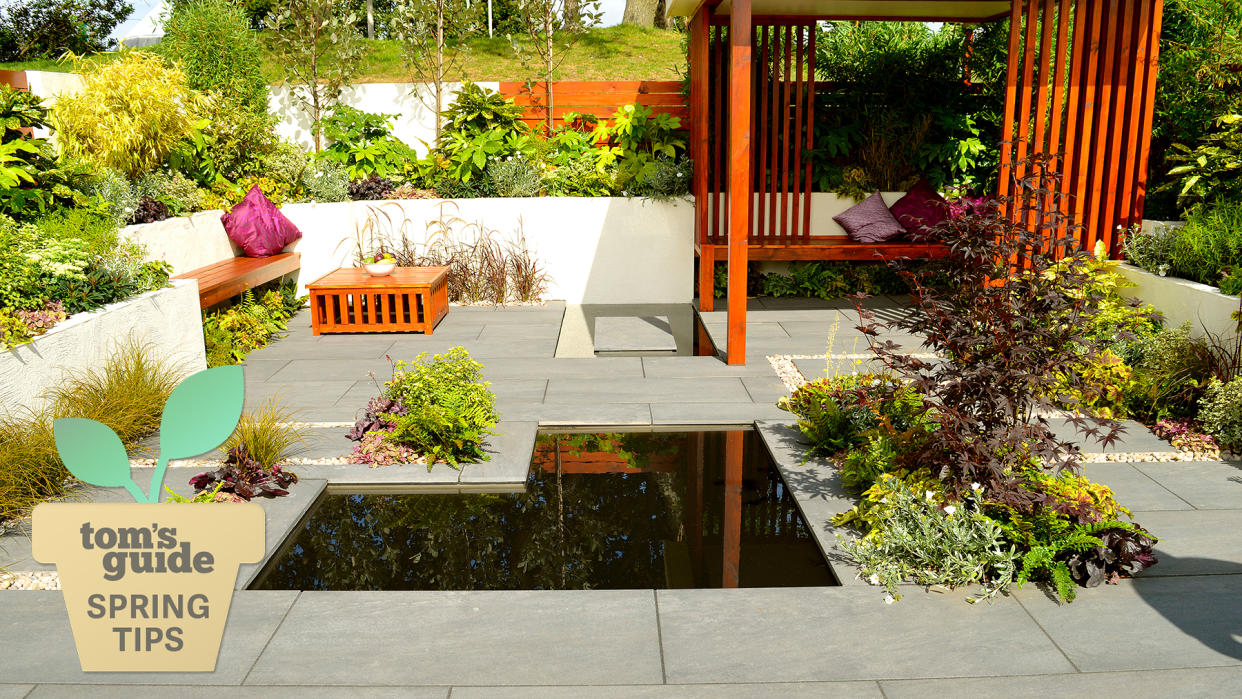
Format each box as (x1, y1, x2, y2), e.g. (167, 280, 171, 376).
(2, 25, 686, 83)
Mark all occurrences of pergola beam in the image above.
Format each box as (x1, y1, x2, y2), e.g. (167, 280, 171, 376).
(726, 0, 752, 365)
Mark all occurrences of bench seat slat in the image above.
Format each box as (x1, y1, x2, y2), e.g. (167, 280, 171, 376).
(173, 252, 301, 309)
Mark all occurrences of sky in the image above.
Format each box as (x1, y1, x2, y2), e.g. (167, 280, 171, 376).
(112, 0, 632, 43)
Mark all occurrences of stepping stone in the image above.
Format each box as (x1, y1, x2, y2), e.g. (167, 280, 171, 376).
(593, 315, 677, 352)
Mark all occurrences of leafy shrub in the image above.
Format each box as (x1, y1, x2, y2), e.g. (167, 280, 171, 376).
(1122, 323, 1213, 421)
(438, 81, 527, 143)
(302, 159, 351, 202)
(348, 174, 398, 201)
(158, 0, 269, 114)
(53, 52, 209, 177)
(170, 97, 279, 185)
(380, 347, 498, 468)
(189, 445, 298, 500)
(762, 261, 910, 299)
(1123, 222, 1181, 277)
(203, 285, 305, 366)
(841, 478, 1016, 601)
(1152, 418, 1220, 455)
(487, 154, 544, 197)
(1168, 201, 1242, 290)
(0, 86, 94, 220)
(1049, 350, 1133, 419)
(319, 105, 417, 182)
(1164, 112, 1242, 209)
(130, 196, 171, 224)
(777, 372, 923, 460)
(203, 175, 292, 211)
(543, 155, 613, 197)
(221, 397, 307, 468)
(1200, 376, 1242, 451)
(135, 169, 205, 217)
(599, 104, 686, 192)
(627, 154, 691, 200)
(0, 0, 130, 61)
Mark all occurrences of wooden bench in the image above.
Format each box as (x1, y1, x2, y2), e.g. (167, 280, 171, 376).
(173, 252, 302, 309)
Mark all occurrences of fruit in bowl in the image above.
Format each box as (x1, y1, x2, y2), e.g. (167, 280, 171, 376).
(362, 253, 396, 276)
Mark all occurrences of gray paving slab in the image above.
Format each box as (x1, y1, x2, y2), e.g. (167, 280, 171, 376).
(241, 359, 291, 382)
(293, 463, 463, 486)
(0, 591, 298, 684)
(1130, 510, 1242, 577)
(880, 666, 1242, 698)
(477, 323, 562, 341)
(649, 403, 790, 425)
(292, 427, 357, 459)
(657, 587, 1074, 683)
(237, 478, 328, 588)
(478, 357, 644, 380)
(640, 356, 778, 378)
(755, 420, 861, 586)
(244, 590, 664, 686)
(1133, 461, 1242, 510)
(0, 687, 31, 699)
(1048, 417, 1173, 454)
(494, 402, 652, 425)
(543, 377, 751, 404)
(244, 380, 355, 410)
(1080, 463, 1194, 512)
(267, 358, 393, 383)
(594, 315, 677, 352)
(703, 321, 791, 340)
(452, 682, 883, 698)
(486, 379, 549, 403)
(742, 376, 790, 404)
(445, 308, 565, 324)
(458, 422, 538, 484)
(27, 687, 442, 698)
(245, 337, 397, 361)
(1016, 574, 1242, 671)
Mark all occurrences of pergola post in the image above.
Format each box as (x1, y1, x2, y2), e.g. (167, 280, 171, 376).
(689, 8, 713, 312)
(726, 0, 752, 365)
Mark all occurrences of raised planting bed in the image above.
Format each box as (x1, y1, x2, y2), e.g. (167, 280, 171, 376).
(1116, 262, 1241, 339)
(0, 280, 206, 414)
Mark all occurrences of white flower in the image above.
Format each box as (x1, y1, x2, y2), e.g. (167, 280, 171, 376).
(868, 574, 879, 585)
(943, 505, 957, 515)
(883, 593, 895, 605)
(925, 490, 935, 502)
(970, 482, 981, 491)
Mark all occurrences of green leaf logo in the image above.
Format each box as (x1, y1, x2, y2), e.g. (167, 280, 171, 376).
(52, 418, 146, 503)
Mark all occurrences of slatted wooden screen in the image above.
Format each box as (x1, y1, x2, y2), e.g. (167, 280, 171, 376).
(696, 19, 818, 248)
(498, 80, 687, 131)
(1000, 0, 1164, 258)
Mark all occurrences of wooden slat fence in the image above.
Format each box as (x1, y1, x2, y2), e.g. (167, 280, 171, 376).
(498, 80, 687, 131)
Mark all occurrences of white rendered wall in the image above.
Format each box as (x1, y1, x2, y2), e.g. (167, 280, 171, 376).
(121, 198, 695, 305)
(0, 280, 206, 414)
(1116, 262, 1240, 339)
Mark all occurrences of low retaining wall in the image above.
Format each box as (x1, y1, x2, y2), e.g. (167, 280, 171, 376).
(0, 281, 207, 414)
(1116, 262, 1240, 339)
(123, 198, 695, 305)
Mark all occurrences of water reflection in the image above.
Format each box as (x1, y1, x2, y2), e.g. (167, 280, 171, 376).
(253, 430, 834, 591)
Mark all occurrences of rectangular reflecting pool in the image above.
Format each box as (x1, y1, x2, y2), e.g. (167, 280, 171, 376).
(251, 429, 835, 591)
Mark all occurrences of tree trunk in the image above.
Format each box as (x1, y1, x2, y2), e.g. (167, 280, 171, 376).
(622, 0, 660, 27)
(653, 0, 668, 29)
(564, 0, 580, 31)
(435, 1, 445, 140)
(366, 0, 375, 39)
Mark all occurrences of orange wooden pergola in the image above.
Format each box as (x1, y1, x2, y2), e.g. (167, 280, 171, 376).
(669, 0, 1165, 365)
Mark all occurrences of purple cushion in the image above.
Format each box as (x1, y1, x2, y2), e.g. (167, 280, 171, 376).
(890, 179, 948, 238)
(832, 191, 907, 243)
(221, 186, 302, 257)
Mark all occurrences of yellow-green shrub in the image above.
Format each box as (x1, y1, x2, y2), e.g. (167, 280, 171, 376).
(52, 52, 208, 177)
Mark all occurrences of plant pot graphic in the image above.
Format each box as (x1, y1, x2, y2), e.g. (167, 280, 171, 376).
(33, 502, 265, 672)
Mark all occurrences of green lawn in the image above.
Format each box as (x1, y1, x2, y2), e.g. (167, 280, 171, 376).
(1, 25, 686, 83)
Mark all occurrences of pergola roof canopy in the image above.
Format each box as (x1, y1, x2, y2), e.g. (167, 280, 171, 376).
(668, 0, 1011, 21)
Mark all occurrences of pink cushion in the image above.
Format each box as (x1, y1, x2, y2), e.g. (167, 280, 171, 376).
(832, 192, 907, 243)
(889, 178, 948, 238)
(220, 186, 302, 257)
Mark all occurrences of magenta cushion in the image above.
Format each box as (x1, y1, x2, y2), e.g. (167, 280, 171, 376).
(832, 191, 907, 243)
(220, 186, 302, 257)
(890, 179, 948, 238)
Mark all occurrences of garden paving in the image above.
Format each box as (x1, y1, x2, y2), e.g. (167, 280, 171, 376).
(5, 299, 1241, 692)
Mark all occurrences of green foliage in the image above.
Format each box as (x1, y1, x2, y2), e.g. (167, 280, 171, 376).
(0, 86, 94, 220)
(203, 284, 305, 366)
(319, 105, 417, 181)
(487, 154, 544, 197)
(812, 21, 1005, 194)
(158, 0, 268, 114)
(777, 372, 925, 462)
(266, 0, 366, 151)
(1169, 202, 1242, 290)
(0, 340, 181, 523)
(761, 261, 910, 299)
(840, 478, 1016, 601)
(53, 51, 208, 177)
(1199, 376, 1242, 451)
(0, 0, 131, 61)
(1164, 113, 1242, 208)
(439, 81, 527, 140)
(221, 397, 306, 468)
(381, 347, 499, 468)
(596, 104, 686, 192)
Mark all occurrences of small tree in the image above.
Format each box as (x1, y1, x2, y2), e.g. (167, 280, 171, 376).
(392, 0, 476, 142)
(510, 0, 601, 133)
(266, 0, 365, 151)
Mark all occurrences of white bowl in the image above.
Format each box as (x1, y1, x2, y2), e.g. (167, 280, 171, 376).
(363, 261, 396, 276)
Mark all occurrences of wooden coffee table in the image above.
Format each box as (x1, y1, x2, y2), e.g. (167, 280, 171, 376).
(307, 266, 450, 335)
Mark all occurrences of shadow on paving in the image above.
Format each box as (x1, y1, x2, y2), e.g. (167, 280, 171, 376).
(1134, 561, 1242, 663)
